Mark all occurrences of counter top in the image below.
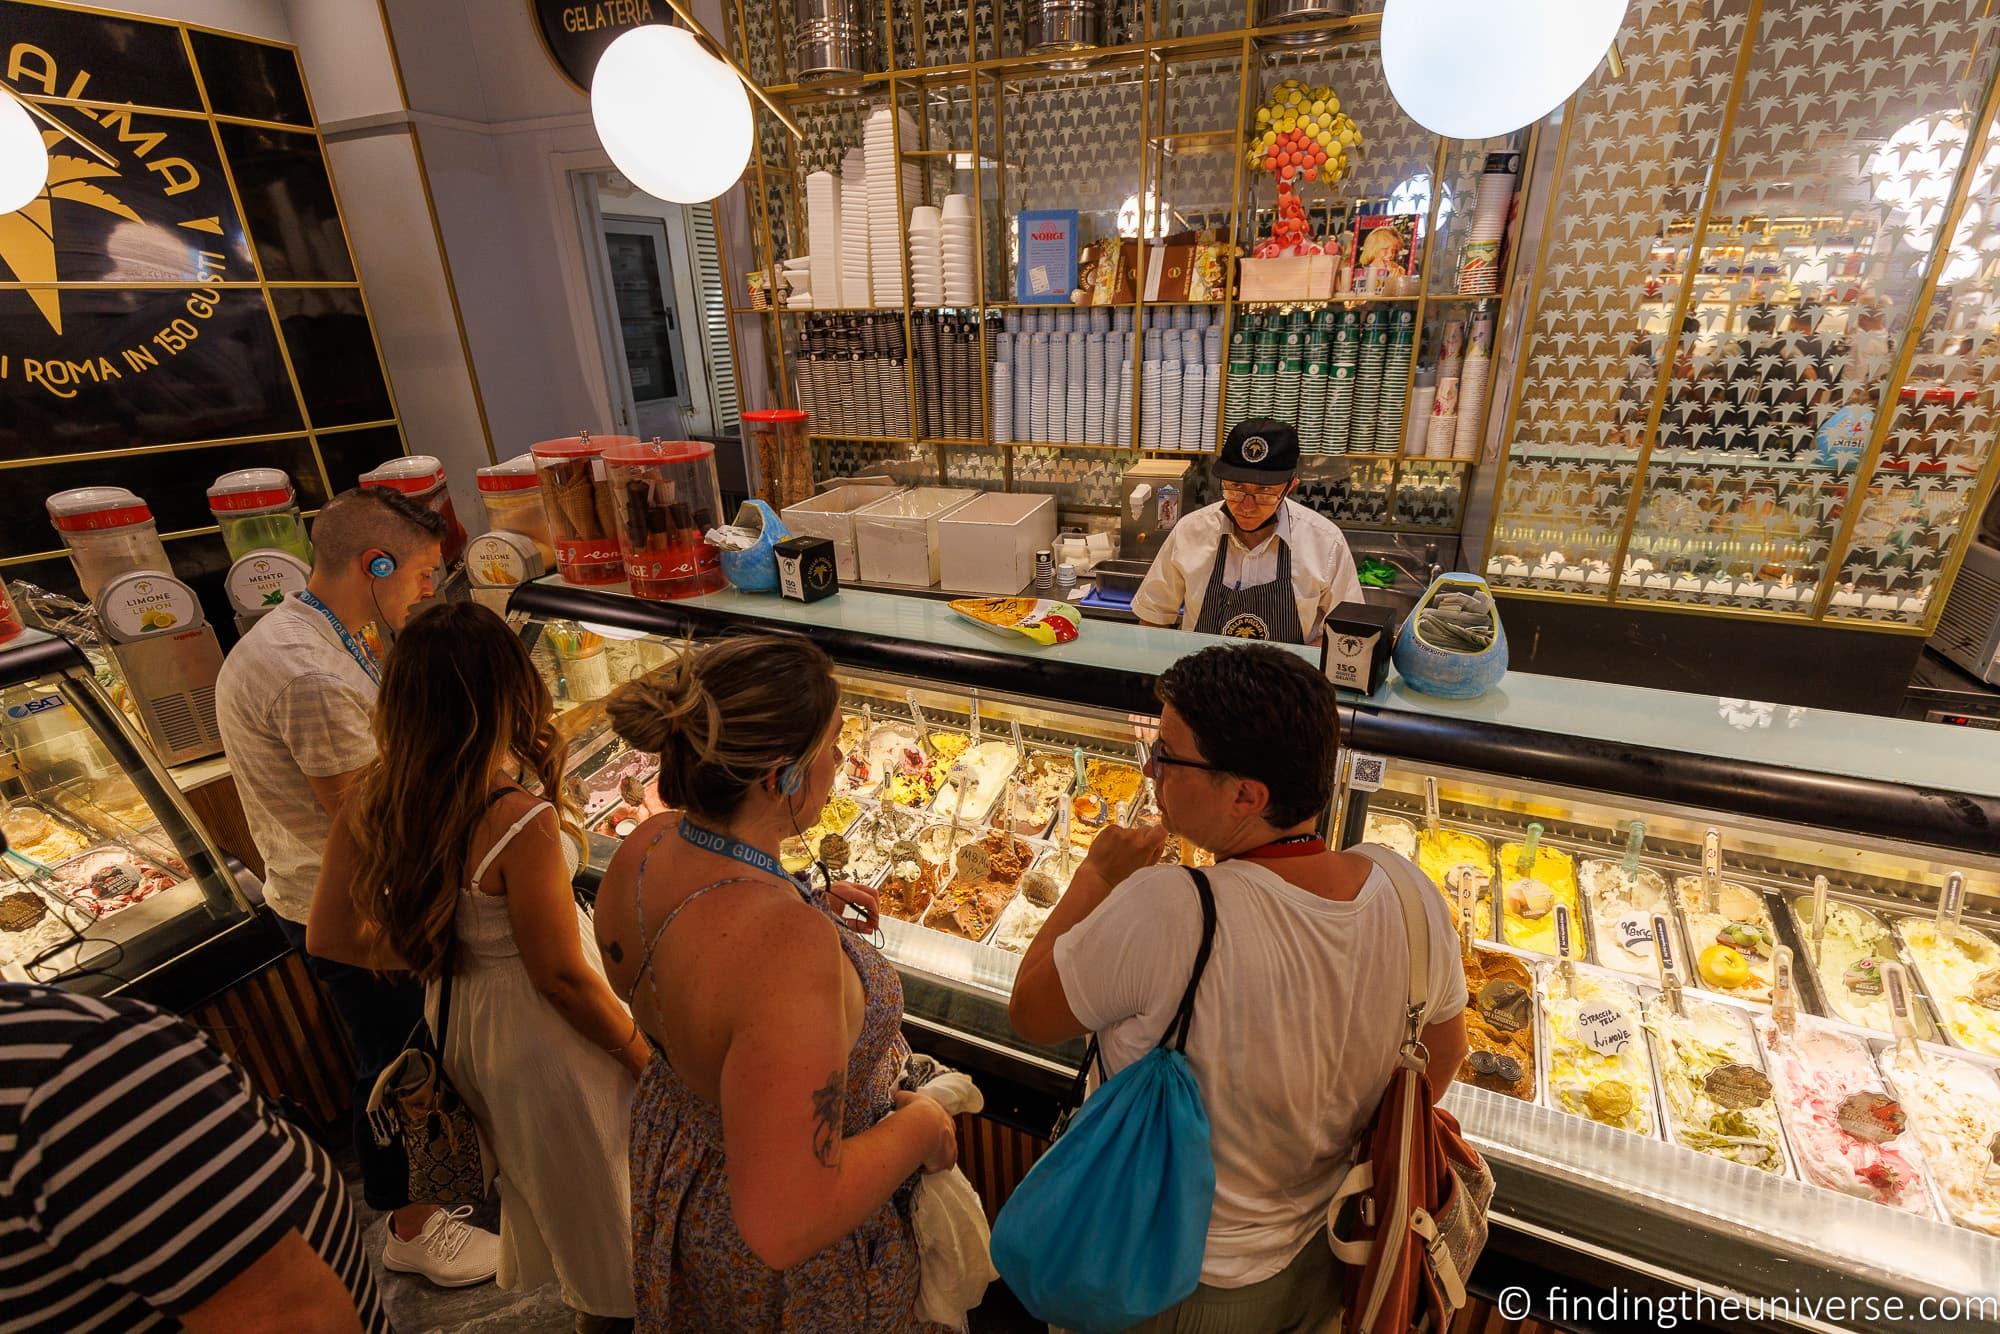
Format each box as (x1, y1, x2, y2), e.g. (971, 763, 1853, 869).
(517, 576, 2000, 811)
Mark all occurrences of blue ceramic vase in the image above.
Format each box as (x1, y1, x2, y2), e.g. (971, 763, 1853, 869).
(719, 499, 791, 593)
(1392, 573, 1508, 699)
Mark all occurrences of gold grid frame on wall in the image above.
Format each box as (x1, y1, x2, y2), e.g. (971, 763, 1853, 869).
(717, 1, 1532, 529)
(1481, 0, 2000, 637)
(0, 0, 409, 582)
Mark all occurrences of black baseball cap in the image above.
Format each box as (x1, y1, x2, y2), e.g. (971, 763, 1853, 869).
(1213, 417, 1301, 484)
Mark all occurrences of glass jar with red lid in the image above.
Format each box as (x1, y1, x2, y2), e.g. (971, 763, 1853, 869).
(531, 433, 638, 585)
(358, 455, 468, 565)
(602, 439, 727, 600)
(45, 487, 173, 603)
(743, 407, 813, 511)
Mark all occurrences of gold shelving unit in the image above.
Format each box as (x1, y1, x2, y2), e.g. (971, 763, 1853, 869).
(723, 1, 1539, 532)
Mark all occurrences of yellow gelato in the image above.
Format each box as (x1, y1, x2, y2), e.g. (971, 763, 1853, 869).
(1543, 971, 1654, 1135)
(779, 795, 861, 873)
(1673, 877, 1776, 1003)
(1416, 828, 1495, 940)
(1498, 841, 1580, 959)
(1893, 918, 2000, 1058)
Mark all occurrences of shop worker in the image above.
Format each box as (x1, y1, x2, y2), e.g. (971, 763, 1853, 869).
(215, 487, 502, 1288)
(1132, 417, 1363, 644)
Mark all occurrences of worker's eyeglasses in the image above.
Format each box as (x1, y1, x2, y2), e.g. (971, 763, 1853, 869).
(1145, 740, 1229, 777)
(1219, 482, 1286, 502)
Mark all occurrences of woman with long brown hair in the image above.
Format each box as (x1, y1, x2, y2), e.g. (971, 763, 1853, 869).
(591, 633, 958, 1331)
(308, 601, 642, 1331)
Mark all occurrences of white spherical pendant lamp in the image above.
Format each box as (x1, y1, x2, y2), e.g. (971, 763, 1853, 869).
(591, 25, 753, 204)
(1381, 0, 1628, 141)
(0, 92, 50, 215)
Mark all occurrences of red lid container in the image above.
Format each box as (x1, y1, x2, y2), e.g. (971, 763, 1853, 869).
(531, 434, 640, 585)
(601, 440, 726, 601)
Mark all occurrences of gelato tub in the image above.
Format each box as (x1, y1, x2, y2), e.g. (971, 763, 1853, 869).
(1674, 877, 1778, 1004)
(1542, 970, 1655, 1135)
(779, 795, 863, 874)
(1417, 828, 1495, 940)
(864, 726, 969, 808)
(1361, 813, 1418, 860)
(1646, 994, 1788, 1174)
(1754, 1016, 1933, 1215)
(575, 749, 659, 820)
(924, 831, 1033, 942)
(1580, 860, 1676, 979)
(0, 805, 90, 866)
(1002, 751, 1074, 837)
(991, 860, 1069, 954)
(1891, 917, 2000, 1058)
(1877, 1043, 2000, 1235)
(930, 741, 1021, 825)
(0, 879, 84, 969)
(1067, 758, 1144, 850)
(1498, 841, 1580, 959)
(1460, 948, 1537, 1101)
(49, 846, 178, 917)
(876, 845, 945, 923)
(1793, 899, 1928, 1039)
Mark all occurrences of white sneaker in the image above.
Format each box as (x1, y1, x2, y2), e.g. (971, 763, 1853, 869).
(381, 1205, 500, 1287)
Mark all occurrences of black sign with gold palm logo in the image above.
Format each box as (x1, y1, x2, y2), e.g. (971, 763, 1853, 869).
(0, 2, 405, 628)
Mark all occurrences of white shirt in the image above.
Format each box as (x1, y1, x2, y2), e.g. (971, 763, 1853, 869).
(1130, 500, 1364, 643)
(1053, 853, 1467, 1287)
(214, 595, 378, 923)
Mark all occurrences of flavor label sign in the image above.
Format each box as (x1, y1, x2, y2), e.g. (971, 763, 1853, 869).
(224, 550, 309, 616)
(1576, 1003, 1634, 1057)
(98, 571, 198, 641)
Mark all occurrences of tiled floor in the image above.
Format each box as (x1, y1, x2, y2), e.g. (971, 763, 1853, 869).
(344, 1168, 1043, 1332)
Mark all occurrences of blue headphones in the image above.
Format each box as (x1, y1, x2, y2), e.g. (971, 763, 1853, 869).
(367, 551, 396, 579)
(777, 758, 805, 796)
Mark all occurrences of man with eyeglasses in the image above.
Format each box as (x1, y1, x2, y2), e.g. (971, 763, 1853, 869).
(1131, 418, 1362, 644)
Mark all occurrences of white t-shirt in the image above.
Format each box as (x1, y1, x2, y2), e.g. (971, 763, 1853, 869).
(214, 594, 378, 923)
(1131, 500, 1364, 644)
(1053, 850, 1466, 1288)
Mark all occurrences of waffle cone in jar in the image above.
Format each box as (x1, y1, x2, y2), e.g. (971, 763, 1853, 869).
(548, 461, 600, 539)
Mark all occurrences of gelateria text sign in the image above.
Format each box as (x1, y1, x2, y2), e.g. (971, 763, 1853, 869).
(532, 0, 674, 92)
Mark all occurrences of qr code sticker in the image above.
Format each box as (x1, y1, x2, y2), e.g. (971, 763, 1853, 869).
(1348, 753, 1387, 791)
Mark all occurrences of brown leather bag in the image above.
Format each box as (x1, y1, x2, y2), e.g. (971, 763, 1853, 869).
(1327, 848, 1493, 1334)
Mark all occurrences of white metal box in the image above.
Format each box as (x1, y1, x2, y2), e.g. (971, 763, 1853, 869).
(781, 483, 905, 582)
(851, 487, 980, 587)
(939, 492, 1058, 594)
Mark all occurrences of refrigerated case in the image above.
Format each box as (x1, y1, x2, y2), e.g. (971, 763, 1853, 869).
(0, 629, 257, 998)
(509, 576, 2000, 1331)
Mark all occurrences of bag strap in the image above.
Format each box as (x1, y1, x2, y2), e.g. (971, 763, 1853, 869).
(1056, 867, 1219, 1130)
(1351, 846, 1433, 1072)
(432, 787, 514, 1050)
(1159, 868, 1218, 1054)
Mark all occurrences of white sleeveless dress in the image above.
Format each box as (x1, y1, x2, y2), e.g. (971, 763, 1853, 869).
(424, 801, 636, 1317)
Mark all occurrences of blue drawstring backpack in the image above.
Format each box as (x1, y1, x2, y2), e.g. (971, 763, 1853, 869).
(991, 869, 1218, 1334)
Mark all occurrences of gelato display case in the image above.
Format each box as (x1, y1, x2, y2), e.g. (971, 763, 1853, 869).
(0, 630, 256, 998)
(508, 575, 2000, 1330)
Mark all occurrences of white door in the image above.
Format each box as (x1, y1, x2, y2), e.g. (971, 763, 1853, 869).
(602, 214, 695, 439)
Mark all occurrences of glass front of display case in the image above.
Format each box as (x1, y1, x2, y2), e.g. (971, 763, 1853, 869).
(510, 578, 2000, 1327)
(1353, 755, 2000, 1325)
(0, 632, 251, 993)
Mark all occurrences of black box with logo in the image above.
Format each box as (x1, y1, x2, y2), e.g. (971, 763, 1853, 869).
(774, 536, 839, 603)
(1319, 602, 1398, 695)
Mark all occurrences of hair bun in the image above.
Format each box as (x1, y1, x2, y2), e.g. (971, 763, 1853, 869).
(607, 653, 714, 759)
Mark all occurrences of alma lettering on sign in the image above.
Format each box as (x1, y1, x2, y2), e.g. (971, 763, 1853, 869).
(1, 40, 236, 399)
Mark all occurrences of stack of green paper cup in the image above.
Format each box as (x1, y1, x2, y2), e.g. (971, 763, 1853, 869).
(1276, 325, 1305, 426)
(1248, 317, 1278, 419)
(1298, 358, 1329, 453)
(1323, 308, 1360, 455)
(1377, 306, 1416, 453)
(1352, 308, 1387, 454)
(1223, 321, 1253, 434)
